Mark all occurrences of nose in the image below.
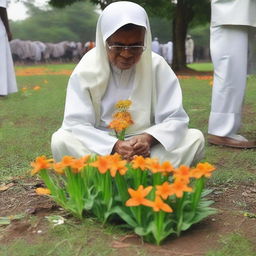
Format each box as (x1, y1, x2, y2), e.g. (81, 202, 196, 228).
(120, 48, 133, 58)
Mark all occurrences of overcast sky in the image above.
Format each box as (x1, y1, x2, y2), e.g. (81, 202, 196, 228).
(8, 0, 47, 21)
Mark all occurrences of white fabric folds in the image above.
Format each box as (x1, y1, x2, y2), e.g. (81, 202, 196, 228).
(52, 1, 204, 166)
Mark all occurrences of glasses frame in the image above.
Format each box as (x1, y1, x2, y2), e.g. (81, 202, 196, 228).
(106, 42, 146, 55)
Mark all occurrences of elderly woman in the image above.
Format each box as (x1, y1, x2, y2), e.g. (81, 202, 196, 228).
(51, 1, 204, 167)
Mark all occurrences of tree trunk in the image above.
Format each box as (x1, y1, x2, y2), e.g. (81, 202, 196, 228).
(172, 0, 193, 71)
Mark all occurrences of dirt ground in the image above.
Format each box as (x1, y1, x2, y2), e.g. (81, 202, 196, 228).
(0, 175, 256, 255)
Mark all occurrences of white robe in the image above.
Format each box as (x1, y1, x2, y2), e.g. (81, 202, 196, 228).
(0, 0, 17, 96)
(209, 0, 256, 137)
(51, 1, 204, 167)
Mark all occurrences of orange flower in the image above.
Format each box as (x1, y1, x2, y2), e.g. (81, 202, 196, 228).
(169, 180, 193, 198)
(126, 185, 153, 207)
(90, 155, 111, 174)
(21, 87, 27, 92)
(31, 156, 53, 175)
(53, 162, 65, 175)
(36, 187, 51, 195)
(115, 99, 132, 110)
(108, 119, 130, 132)
(173, 165, 191, 183)
(15, 67, 72, 76)
(33, 85, 41, 91)
(177, 75, 191, 80)
(131, 155, 148, 170)
(70, 155, 90, 173)
(150, 196, 173, 212)
(160, 161, 174, 175)
(60, 156, 75, 167)
(113, 112, 133, 125)
(145, 158, 161, 173)
(156, 181, 174, 199)
(191, 162, 216, 179)
(108, 153, 127, 177)
(71, 158, 87, 173)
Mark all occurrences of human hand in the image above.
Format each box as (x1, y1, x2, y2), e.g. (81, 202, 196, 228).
(112, 140, 136, 160)
(128, 133, 156, 158)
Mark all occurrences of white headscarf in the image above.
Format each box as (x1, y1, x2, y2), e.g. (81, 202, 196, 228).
(72, 1, 154, 129)
(100, 1, 148, 41)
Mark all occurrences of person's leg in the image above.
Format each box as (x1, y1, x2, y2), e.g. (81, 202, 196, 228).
(208, 25, 248, 138)
(150, 129, 205, 167)
(0, 31, 8, 95)
(51, 129, 91, 161)
(0, 27, 17, 96)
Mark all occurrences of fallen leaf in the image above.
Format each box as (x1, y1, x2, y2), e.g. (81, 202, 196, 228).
(111, 241, 131, 248)
(0, 183, 14, 192)
(0, 214, 25, 225)
(0, 218, 11, 225)
(45, 215, 65, 226)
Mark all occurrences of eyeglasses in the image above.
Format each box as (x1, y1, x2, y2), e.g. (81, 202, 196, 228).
(106, 43, 146, 55)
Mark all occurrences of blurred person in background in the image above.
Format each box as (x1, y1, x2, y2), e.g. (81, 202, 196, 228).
(151, 36, 161, 55)
(0, 0, 17, 97)
(185, 35, 194, 64)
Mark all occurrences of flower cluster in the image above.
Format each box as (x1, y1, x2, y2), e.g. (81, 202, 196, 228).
(21, 80, 49, 95)
(108, 100, 133, 140)
(16, 67, 72, 76)
(177, 75, 213, 86)
(31, 154, 217, 245)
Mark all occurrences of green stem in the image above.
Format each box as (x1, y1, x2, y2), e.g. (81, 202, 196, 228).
(134, 168, 142, 189)
(103, 172, 112, 207)
(153, 173, 161, 186)
(176, 195, 186, 237)
(117, 129, 126, 140)
(135, 206, 142, 226)
(115, 172, 129, 203)
(155, 211, 165, 245)
(191, 178, 205, 210)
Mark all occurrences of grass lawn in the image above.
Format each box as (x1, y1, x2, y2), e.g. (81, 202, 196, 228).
(0, 63, 256, 255)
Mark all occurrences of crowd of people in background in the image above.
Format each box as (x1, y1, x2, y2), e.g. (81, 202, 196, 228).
(9, 39, 97, 63)
(9, 36, 195, 65)
(151, 35, 194, 65)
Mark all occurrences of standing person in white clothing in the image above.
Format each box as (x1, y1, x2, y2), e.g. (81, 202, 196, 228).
(185, 35, 194, 64)
(166, 41, 173, 65)
(208, 0, 256, 148)
(51, 1, 204, 167)
(161, 41, 173, 65)
(0, 0, 17, 96)
(151, 37, 161, 55)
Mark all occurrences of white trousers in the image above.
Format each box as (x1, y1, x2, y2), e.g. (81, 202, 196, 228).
(0, 20, 17, 96)
(51, 128, 205, 168)
(208, 25, 249, 137)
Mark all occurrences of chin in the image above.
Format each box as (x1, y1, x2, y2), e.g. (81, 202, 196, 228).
(117, 63, 134, 70)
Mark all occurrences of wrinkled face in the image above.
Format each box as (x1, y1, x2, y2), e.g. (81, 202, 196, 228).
(106, 26, 146, 70)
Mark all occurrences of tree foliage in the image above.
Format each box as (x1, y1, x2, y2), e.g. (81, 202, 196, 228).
(48, 0, 210, 70)
(10, 1, 99, 43)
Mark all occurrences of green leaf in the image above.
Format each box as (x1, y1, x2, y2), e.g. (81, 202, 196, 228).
(0, 214, 26, 225)
(201, 188, 214, 197)
(198, 199, 215, 207)
(135, 225, 152, 236)
(0, 218, 11, 225)
(108, 206, 137, 227)
(84, 186, 99, 210)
